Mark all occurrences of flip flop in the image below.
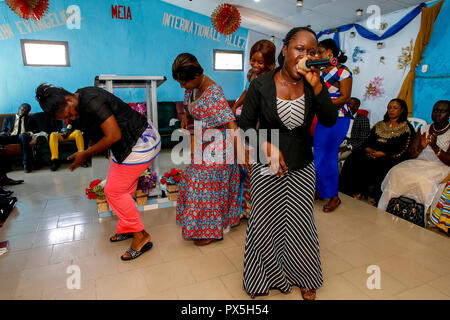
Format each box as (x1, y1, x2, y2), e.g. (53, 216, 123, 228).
(121, 241, 153, 261)
(110, 233, 134, 242)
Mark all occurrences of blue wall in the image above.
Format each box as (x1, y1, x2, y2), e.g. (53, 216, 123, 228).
(0, 0, 248, 114)
(413, 0, 450, 123)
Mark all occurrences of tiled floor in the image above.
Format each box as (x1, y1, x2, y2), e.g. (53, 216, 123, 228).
(0, 150, 449, 300)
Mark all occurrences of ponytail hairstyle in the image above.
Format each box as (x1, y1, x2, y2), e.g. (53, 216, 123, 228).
(278, 26, 318, 67)
(318, 38, 347, 63)
(35, 83, 73, 117)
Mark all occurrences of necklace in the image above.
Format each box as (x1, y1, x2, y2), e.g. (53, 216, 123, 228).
(280, 69, 300, 85)
(432, 122, 450, 134)
(198, 74, 206, 89)
(193, 75, 206, 100)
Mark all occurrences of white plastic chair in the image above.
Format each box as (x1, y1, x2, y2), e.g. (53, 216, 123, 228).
(408, 117, 427, 132)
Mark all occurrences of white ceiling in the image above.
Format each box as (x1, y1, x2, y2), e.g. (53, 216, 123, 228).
(161, 0, 427, 38)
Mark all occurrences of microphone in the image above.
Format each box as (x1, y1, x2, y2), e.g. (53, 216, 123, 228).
(297, 57, 338, 72)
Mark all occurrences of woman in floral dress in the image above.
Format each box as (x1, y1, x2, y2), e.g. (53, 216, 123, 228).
(172, 53, 241, 246)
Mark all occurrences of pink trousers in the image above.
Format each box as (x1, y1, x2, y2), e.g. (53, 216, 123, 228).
(104, 159, 151, 234)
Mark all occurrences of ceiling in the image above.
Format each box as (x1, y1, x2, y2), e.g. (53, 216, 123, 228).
(161, 0, 427, 38)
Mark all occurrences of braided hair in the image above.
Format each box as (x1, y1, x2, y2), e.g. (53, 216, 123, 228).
(35, 83, 72, 117)
(277, 26, 318, 66)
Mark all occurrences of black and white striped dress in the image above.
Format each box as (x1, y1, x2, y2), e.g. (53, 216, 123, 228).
(243, 95, 323, 297)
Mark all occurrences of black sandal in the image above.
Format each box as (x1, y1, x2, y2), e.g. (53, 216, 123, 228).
(110, 233, 134, 242)
(121, 241, 153, 261)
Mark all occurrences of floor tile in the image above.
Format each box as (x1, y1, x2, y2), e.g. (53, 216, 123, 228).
(141, 260, 196, 293)
(176, 278, 234, 300)
(394, 284, 450, 300)
(95, 270, 150, 300)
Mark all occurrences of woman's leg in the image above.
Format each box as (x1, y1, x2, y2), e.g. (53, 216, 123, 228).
(314, 117, 350, 211)
(104, 159, 151, 257)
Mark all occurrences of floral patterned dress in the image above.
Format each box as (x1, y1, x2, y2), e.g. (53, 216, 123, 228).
(176, 83, 241, 240)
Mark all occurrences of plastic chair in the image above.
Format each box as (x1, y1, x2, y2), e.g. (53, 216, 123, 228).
(408, 117, 427, 132)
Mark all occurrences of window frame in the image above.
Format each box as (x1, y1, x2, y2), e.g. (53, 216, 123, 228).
(213, 49, 244, 71)
(20, 39, 71, 67)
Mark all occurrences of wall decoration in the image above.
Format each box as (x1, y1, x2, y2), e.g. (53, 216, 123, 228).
(112, 4, 132, 20)
(364, 76, 385, 100)
(379, 56, 385, 64)
(211, 3, 241, 35)
(352, 66, 360, 75)
(352, 46, 366, 63)
(398, 38, 414, 70)
(5, 0, 49, 20)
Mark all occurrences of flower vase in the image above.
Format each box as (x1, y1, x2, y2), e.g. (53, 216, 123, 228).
(96, 198, 109, 213)
(135, 189, 148, 206)
(166, 184, 179, 201)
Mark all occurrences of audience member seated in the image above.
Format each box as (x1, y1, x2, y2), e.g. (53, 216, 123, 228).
(339, 98, 415, 206)
(49, 119, 85, 171)
(0, 103, 37, 173)
(338, 97, 370, 163)
(378, 100, 450, 214)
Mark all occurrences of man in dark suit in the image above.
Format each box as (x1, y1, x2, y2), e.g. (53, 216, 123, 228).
(0, 103, 37, 172)
(338, 97, 370, 164)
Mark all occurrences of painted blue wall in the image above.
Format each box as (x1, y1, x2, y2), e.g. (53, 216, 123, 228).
(0, 0, 248, 114)
(413, 0, 450, 123)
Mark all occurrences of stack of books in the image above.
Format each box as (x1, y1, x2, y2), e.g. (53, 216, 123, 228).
(0, 240, 9, 256)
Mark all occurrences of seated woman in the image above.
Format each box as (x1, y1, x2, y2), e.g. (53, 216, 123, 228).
(339, 98, 415, 206)
(378, 100, 450, 214)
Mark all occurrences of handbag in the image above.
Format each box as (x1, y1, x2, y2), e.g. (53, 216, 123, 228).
(386, 196, 425, 227)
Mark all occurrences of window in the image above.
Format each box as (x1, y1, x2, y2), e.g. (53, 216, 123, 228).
(21, 39, 70, 67)
(213, 49, 243, 71)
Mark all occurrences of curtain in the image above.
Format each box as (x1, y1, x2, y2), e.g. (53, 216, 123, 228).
(397, 0, 444, 115)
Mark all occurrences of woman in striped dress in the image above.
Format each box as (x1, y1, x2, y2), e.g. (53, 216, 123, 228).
(239, 27, 337, 300)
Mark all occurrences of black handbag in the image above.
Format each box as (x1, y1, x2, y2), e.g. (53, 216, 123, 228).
(386, 196, 425, 227)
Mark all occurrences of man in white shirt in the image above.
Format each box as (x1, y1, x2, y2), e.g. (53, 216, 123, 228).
(0, 103, 36, 173)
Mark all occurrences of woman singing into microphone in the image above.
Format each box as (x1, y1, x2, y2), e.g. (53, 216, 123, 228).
(313, 39, 353, 212)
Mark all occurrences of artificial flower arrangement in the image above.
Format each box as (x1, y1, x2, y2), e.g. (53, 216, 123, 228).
(160, 168, 183, 185)
(85, 179, 105, 200)
(138, 168, 158, 195)
(160, 168, 183, 201)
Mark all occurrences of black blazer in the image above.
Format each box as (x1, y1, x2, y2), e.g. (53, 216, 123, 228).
(1, 114, 37, 135)
(239, 67, 337, 171)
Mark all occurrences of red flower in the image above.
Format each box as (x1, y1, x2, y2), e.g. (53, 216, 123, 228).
(87, 192, 98, 200)
(170, 168, 178, 176)
(160, 178, 167, 185)
(164, 172, 170, 178)
(173, 175, 180, 182)
(85, 188, 90, 195)
(89, 179, 101, 189)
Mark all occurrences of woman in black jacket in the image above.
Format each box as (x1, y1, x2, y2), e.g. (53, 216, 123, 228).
(239, 27, 337, 300)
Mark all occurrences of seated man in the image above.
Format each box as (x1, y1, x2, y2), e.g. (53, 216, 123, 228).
(0, 103, 36, 173)
(49, 119, 85, 171)
(339, 97, 370, 163)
